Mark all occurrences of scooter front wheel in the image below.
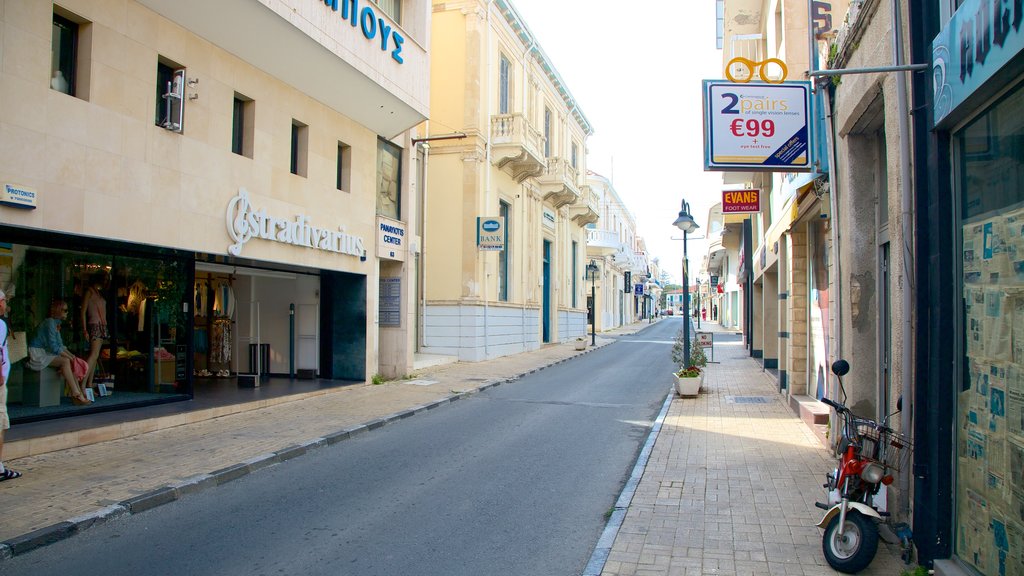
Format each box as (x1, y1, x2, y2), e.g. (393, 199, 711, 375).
(822, 511, 879, 573)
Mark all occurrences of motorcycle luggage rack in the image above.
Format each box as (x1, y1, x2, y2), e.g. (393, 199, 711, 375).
(857, 424, 913, 471)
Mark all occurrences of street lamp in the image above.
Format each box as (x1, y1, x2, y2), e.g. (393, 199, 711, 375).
(672, 200, 699, 367)
(586, 260, 599, 346)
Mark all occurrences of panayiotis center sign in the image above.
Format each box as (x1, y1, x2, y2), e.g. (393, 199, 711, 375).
(226, 188, 365, 258)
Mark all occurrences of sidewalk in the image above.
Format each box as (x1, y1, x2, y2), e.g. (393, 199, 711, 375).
(597, 321, 907, 576)
(0, 321, 650, 559)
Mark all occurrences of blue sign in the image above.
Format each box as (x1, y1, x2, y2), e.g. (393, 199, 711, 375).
(322, 0, 405, 64)
(932, 0, 1024, 126)
(634, 283, 644, 296)
(482, 220, 501, 232)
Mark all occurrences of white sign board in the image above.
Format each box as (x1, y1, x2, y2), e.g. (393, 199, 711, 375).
(2, 183, 38, 210)
(703, 81, 812, 172)
(695, 332, 713, 348)
(376, 216, 407, 262)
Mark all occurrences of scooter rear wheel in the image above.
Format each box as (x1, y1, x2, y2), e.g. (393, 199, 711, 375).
(822, 511, 879, 573)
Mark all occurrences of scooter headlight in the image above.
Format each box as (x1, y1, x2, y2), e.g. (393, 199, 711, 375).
(861, 462, 885, 484)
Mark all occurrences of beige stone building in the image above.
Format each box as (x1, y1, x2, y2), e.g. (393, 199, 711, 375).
(0, 0, 430, 424)
(420, 0, 594, 361)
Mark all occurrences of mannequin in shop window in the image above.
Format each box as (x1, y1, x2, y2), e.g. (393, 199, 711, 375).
(81, 271, 109, 391)
(27, 300, 91, 405)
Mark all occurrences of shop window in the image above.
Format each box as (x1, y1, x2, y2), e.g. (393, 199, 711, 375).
(290, 119, 308, 177)
(232, 94, 254, 158)
(337, 141, 352, 192)
(156, 59, 185, 133)
(376, 138, 401, 220)
(0, 244, 189, 423)
(955, 84, 1024, 574)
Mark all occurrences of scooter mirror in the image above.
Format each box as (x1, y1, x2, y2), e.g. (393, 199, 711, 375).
(831, 359, 850, 376)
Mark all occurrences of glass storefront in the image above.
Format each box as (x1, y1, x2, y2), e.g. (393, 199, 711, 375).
(1, 240, 190, 422)
(956, 82, 1024, 575)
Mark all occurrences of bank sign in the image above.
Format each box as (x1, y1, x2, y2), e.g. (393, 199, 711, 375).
(932, 0, 1024, 126)
(703, 81, 812, 171)
(477, 217, 505, 251)
(321, 0, 405, 64)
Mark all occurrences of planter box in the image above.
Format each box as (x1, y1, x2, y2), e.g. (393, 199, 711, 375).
(673, 373, 702, 397)
(574, 339, 587, 351)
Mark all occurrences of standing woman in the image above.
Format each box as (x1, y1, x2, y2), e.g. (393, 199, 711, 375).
(81, 271, 109, 391)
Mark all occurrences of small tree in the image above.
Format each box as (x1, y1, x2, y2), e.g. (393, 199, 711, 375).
(670, 329, 701, 377)
(690, 338, 708, 368)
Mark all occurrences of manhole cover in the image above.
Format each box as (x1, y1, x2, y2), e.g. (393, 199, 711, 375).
(726, 396, 772, 404)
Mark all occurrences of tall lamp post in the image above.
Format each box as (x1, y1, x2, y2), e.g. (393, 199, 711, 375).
(586, 260, 599, 346)
(672, 200, 699, 367)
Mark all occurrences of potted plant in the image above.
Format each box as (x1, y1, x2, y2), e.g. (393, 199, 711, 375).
(670, 329, 703, 397)
(574, 336, 587, 351)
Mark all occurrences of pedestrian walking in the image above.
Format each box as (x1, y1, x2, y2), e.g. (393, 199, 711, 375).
(701, 307, 707, 321)
(713, 304, 718, 320)
(0, 288, 22, 482)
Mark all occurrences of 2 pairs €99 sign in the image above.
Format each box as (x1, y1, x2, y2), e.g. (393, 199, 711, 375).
(703, 58, 812, 172)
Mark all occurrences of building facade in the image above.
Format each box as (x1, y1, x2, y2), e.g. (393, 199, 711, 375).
(0, 0, 429, 426)
(421, 0, 594, 361)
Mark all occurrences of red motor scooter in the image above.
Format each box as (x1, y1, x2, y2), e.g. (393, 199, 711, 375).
(815, 360, 913, 573)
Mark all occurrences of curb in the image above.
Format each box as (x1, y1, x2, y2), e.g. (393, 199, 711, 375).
(0, 337, 621, 561)
(583, 387, 674, 576)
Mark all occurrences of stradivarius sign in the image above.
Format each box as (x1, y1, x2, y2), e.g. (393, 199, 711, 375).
(226, 188, 365, 258)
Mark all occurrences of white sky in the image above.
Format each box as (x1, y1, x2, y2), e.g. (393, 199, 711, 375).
(508, 0, 725, 285)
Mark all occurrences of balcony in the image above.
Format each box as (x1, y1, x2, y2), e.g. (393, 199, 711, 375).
(538, 157, 580, 209)
(490, 114, 545, 182)
(569, 186, 599, 226)
(586, 228, 619, 256)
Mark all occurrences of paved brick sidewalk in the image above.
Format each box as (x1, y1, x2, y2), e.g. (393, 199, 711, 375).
(0, 321, 652, 558)
(599, 322, 908, 576)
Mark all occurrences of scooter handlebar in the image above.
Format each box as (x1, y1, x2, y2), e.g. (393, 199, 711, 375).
(821, 397, 844, 411)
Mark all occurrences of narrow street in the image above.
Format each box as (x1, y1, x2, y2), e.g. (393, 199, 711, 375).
(2, 322, 680, 576)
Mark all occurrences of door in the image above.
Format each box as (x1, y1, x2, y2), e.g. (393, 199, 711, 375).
(543, 240, 551, 343)
(297, 303, 318, 372)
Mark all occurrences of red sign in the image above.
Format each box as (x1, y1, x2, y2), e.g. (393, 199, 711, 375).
(722, 189, 761, 213)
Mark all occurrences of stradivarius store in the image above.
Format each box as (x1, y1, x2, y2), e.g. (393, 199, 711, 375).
(0, 186, 372, 424)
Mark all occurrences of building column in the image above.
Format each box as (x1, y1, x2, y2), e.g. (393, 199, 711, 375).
(788, 226, 809, 396)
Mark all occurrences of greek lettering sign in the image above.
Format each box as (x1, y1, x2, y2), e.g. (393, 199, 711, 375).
(376, 216, 406, 262)
(320, 0, 406, 64)
(1, 183, 37, 210)
(723, 189, 761, 213)
(710, 275, 719, 286)
(932, 0, 1024, 126)
(477, 217, 505, 251)
(703, 81, 812, 171)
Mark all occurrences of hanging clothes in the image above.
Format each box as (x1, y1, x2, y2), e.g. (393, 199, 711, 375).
(212, 279, 235, 318)
(210, 317, 232, 364)
(194, 279, 209, 317)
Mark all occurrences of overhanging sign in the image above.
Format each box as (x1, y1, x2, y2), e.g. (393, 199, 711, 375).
(377, 216, 406, 262)
(477, 217, 505, 251)
(931, 0, 1024, 126)
(703, 80, 812, 171)
(723, 188, 761, 213)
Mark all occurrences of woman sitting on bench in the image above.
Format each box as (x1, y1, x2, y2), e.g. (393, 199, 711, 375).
(26, 300, 91, 405)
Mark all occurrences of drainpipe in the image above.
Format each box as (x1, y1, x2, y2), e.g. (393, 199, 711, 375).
(483, 0, 494, 359)
(418, 137, 429, 352)
(892, 0, 915, 519)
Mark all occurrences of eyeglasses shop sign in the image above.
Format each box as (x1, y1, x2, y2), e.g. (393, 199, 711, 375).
(477, 217, 505, 251)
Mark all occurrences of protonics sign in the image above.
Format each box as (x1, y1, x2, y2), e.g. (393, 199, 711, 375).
(226, 188, 365, 258)
(377, 216, 406, 262)
(932, 0, 1024, 126)
(477, 217, 506, 251)
(321, 0, 405, 64)
(1, 183, 37, 209)
(703, 81, 812, 172)
(722, 189, 761, 213)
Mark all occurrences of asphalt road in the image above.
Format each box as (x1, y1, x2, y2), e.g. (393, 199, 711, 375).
(3, 320, 684, 576)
